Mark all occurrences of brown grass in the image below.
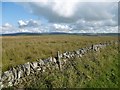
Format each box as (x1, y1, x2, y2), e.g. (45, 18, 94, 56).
(2, 35, 118, 71)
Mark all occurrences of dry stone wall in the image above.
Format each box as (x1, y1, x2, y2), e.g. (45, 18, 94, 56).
(0, 40, 119, 89)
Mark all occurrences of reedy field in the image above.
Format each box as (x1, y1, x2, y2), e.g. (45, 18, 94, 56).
(1, 35, 119, 88)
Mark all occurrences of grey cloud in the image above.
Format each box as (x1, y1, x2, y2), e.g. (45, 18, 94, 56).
(2, 1, 118, 34)
(1, 21, 118, 34)
(20, 2, 118, 23)
(2, 23, 19, 34)
(75, 2, 117, 21)
(22, 2, 76, 23)
(15, 2, 118, 33)
(70, 18, 117, 31)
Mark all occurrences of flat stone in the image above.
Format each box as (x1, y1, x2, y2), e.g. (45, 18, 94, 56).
(30, 61, 38, 70)
(75, 50, 80, 55)
(52, 58, 57, 63)
(38, 59, 45, 66)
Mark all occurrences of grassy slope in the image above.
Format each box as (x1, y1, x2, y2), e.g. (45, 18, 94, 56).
(2, 35, 117, 71)
(12, 43, 118, 88)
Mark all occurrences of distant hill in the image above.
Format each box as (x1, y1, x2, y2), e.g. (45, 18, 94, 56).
(1, 32, 119, 36)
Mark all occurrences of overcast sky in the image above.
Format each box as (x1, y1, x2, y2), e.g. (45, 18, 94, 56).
(1, 0, 119, 34)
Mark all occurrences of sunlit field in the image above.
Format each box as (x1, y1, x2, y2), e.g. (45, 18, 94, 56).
(15, 43, 118, 88)
(2, 35, 118, 71)
(1, 1, 119, 89)
(1, 35, 119, 88)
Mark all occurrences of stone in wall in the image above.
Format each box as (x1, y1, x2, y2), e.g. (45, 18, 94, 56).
(62, 52, 69, 58)
(52, 57, 57, 64)
(1, 69, 14, 87)
(51, 57, 59, 69)
(75, 50, 80, 55)
(16, 65, 24, 80)
(79, 49, 85, 55)
(38, 59, 45, 66)
(30, 61, 38, 72)
(22, 62, 31, 76)
(11, 67, 17, 80)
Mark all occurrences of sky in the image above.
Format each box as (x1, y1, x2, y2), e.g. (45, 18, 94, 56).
(0, 0, 119, 34)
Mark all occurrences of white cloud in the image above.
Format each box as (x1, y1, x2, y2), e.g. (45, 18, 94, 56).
(2, 23, 19, 34)
(49, 23, 73, 33)
(75, 19, 117, 28)
(1, 22, 43, 34)
(18, 19, 40, 28)
(2, 23, 13, 31)
(1, 18, 118, 34)
(19, 2, 118, 23)
(53, 24, 71, 30)
(19, 28, 42, 33)
(17, 19, 44, 33)
(1, 1, 118, 34)
(18, 20, 27, 27)
(70, 18, 118, 33)
(2, 23, 13, 28)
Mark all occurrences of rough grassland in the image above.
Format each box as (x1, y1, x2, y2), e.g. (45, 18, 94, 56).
(1, 35, 118, 88)
(11, 42, 119, 88)
(2, 35, 118, 72)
